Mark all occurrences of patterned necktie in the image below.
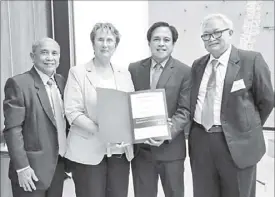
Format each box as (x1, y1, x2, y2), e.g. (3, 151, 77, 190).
(47, 78, 66, 156)
(201, 59, 219, 131)
(151, 63, 163, 89)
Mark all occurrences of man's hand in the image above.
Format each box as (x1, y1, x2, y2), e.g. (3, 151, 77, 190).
(168, 118, 176, 139)
(168, 118, 173, 130)
(144, 138, 164, 147)
(18, 167, 39, 192)
(143, 118, 173, 146)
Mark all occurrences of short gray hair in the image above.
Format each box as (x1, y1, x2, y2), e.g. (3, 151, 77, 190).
(201, 13, 234, 32)
(32, 37, 60, 53)
(90, 22, 121, 47)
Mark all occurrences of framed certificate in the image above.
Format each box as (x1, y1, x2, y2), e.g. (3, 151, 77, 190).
(97, 88, 171, 144)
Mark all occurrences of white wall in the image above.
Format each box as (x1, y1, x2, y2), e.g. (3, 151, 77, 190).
(148, 1, 274, 127)
(73, 1, 150, 69)
(73, 1, 274, 127)
(148, 1, 251, 66)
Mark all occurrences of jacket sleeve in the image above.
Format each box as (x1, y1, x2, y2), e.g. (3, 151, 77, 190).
(3, 78, 30, 170)
(64, 68, 98, 137)
(170, 66, 191, 140)
(252, 52, 274, 125)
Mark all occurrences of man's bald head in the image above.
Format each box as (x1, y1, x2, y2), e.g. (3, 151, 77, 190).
(32, 37, 60, 53)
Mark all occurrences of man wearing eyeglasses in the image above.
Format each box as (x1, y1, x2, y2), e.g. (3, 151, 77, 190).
(189, 13, 274, 197)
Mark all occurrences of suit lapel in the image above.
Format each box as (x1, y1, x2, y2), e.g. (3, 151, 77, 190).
(30, 67, 56, 127)
(112, 68, 128, 91)
(221, 46, 240, 108)
(85, 59, 100, 88)
(140, 58, 151, 89)
(157, 57, 175, 88)
(191, 55, 210, 114)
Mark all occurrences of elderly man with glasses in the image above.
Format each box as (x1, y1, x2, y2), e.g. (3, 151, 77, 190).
(189, 13, 274, 197)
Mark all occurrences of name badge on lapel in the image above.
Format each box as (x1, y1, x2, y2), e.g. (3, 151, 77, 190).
(231, 79, 246, 92)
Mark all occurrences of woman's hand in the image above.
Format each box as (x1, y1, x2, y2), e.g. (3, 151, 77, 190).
(107, 142, 130, 149)
(115, 142, 131, 148)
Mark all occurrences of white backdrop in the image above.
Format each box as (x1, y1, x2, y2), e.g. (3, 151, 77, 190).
(73, 1, 150, 69)
(72, 1, 274, 128)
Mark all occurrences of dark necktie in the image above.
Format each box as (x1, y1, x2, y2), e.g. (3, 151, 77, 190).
(151, 63, 163, 89)
(47, 78, 66, 156)
(201, 59, 219, 131)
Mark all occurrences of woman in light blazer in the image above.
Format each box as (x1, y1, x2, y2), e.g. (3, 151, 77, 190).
(64, 23, 134, 197)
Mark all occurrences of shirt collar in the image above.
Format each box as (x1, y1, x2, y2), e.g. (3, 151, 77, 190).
(34, 66, 55, 85)
(209, 44, 232, 66)
(151, 57, 170, 69)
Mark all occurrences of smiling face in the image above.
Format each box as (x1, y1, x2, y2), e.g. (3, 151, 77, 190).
(93, 29, 117, 61)
(202, 18, 233, 58)
(149, 26, 174, 63)
(30, 39, 60, 77)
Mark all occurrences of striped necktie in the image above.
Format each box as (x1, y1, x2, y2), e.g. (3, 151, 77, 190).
(151, 63, 163, 89)
(47, 78, 66, 156)
(201, 59, 219, 131)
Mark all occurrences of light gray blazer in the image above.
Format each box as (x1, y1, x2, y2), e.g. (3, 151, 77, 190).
(64, 59, 134, 165)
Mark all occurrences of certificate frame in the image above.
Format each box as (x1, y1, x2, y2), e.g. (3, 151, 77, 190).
(97, 88, 171, 144)
(128, 89, 171, 143)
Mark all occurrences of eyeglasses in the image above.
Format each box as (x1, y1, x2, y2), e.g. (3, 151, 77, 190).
(201, 28, 230, 41)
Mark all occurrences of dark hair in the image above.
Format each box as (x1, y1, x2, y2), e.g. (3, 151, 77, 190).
(147, 21, 178, 43)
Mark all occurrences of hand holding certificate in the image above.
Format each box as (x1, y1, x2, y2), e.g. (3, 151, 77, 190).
(97, 88, 171, 144)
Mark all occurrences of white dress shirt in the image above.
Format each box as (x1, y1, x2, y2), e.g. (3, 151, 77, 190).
(194, 45, 232, 125)
(34, 67, 64, 112)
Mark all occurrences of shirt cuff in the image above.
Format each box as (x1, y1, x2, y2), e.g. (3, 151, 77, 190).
(16, 166, 30, 173)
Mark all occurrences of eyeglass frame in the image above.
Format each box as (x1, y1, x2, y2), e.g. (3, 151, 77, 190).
(201, 28, 230, 41)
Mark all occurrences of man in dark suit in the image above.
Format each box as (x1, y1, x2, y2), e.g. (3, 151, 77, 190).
(128, 21, 191, 197)
(3, 37, 67, 197)
(189, 13, 274, 197)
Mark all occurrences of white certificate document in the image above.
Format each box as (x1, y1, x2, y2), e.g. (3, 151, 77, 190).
(130, 89, 171, 142)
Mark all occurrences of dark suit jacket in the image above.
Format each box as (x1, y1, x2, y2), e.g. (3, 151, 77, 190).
(3, 67, 67, 189)
(128, 56, 191, 161)
(190, 46, 274, 169)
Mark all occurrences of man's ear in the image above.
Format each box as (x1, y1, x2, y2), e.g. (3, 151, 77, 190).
(30, 52, 35, 63)
(229, 29, 234, 36)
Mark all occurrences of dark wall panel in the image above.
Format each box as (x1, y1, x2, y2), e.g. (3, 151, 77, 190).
(52, 0, 74, 81)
